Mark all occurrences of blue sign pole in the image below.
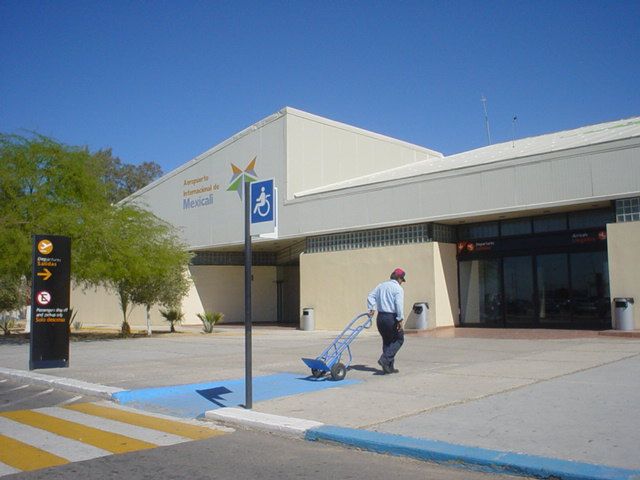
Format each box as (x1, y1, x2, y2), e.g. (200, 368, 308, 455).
(244, 180, 252, 409)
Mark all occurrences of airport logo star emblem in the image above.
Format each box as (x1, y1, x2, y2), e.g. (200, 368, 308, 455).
(227, 157, 258, 199)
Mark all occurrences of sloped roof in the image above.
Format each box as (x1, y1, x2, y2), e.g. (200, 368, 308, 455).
(295, 116, 640, 198)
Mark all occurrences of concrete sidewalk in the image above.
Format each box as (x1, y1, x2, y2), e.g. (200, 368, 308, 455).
(1, 326, 640, 479)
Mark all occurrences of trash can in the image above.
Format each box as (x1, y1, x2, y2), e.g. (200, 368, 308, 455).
(613, 298, 634, 331)
(407, 302, 429, 330)
(301, 308, 315, 331)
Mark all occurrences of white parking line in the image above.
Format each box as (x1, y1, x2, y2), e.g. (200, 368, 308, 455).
(2, 389, 54, 409)
(3, 385, 29, 393)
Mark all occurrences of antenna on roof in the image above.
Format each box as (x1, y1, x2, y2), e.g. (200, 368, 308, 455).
(481, 95, 491, 145)
(512, 116, 518, 148)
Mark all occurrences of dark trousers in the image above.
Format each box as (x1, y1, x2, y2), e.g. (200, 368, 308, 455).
(376, 312, 404, 366)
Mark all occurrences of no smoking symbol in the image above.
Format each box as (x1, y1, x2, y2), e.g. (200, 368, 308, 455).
(36, 291, 52, 306)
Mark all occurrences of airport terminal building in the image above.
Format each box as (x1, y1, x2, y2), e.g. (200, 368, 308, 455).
(74, 108, 640, 331)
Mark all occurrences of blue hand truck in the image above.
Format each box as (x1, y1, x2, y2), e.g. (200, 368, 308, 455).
(301, 312, 373, 381)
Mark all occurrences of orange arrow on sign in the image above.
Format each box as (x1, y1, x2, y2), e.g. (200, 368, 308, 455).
(37, 268, 52, 281)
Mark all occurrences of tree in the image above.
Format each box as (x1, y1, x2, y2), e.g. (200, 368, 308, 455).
(0, 133, 111, 285)
(129, 240, 192, 336)
(94, 149, 163, 203)
(0, 133, 186, 336)
(82, 205, 192, 335)
(0, 275, 27, 311)
(0, 273, 27, 337)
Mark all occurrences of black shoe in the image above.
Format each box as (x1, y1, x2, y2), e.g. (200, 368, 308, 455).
(389, 363, 399, 374)
(378, 358, 392, 374)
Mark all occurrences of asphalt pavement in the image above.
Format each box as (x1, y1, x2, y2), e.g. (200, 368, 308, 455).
(1, 324, 639, 480)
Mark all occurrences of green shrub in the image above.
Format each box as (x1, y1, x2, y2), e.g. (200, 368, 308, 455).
(0, 318, 15, 336)
(197, 311, 224, 333)
(160, 307, 184, 333)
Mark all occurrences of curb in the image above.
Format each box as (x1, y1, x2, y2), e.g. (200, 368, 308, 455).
(204, 408, 640, 480)
(307, 427, 640, 480)
(0, 367, 124, 399)
(205, 408, 323, 437)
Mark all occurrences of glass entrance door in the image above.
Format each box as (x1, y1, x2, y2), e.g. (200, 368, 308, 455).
(459, 259, 502, 326)
(570, 251, 611, 329)
(504, 256, 535, 326)
(536, 253, 571, 326)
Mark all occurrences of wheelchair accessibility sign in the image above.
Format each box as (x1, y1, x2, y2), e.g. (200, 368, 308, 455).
(250, 178, 277, 236)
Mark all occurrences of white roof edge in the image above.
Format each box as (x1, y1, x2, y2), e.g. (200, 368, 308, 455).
(283, 107, 444, 158)
(446, 115, 640, 160)
(294, 115, 640, 199)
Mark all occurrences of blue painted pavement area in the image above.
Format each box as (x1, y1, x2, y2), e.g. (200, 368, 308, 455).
(113, 373, 360, 419)
(306, 426, 640, 480)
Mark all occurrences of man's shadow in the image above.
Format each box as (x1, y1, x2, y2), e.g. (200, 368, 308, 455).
(348, 364, 385, 375)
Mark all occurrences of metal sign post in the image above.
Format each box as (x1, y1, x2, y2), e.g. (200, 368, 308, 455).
(30, 235, 71, 370)
(244, 180, 253, 409)
(244, 178, 278, 409)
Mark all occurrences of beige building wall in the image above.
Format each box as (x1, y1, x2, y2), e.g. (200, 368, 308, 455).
(71, 265, 278, 328)
(189, 265, 277, 324)
(285, 109, 442, 200)
(607, 221, 640, 329)
(432, 243, 459, 328)
(299, 242, 458, 330)
(70, 285, 192, 330)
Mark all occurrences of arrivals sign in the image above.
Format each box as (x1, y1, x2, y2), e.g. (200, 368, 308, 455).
(30, 235, 71, 370)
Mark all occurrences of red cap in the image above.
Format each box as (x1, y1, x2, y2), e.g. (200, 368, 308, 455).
(392, 268, 406, 281)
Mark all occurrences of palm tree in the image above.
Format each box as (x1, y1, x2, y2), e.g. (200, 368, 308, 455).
(160, 307, 184, 333)
(197, 311, 224, 333)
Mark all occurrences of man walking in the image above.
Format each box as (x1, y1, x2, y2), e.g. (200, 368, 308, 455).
(367, 268, 406, 374)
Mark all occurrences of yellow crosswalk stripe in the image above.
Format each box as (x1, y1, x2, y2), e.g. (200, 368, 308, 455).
(0, 410, 156, 454)
(64, 403, 225, 440)
(0, 434, 68, 471)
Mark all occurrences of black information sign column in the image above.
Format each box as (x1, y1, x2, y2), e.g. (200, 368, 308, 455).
(30, 235, 71, 370)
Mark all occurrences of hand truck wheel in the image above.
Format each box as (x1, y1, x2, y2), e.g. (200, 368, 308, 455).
(330, 362, 347, 381)
(311, 368, 324, 378)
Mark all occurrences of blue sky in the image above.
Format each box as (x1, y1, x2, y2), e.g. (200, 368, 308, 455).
(1, 1, 639, 173)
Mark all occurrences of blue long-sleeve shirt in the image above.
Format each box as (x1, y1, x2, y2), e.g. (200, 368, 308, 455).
(367, 279, 404, 321)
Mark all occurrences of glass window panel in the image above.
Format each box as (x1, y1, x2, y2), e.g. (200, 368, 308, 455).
(501, 218, 532, 236)
(568, 209, 614, 230)
(533, 214, 567, 233)
(459, 222, 499, 240)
